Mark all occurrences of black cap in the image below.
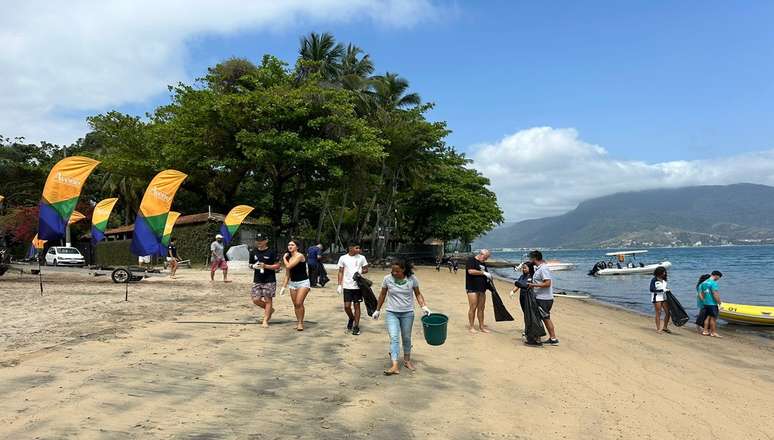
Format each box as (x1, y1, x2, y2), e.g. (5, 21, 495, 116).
(711, 270, 723, 278)
(256, 233, 268, 241)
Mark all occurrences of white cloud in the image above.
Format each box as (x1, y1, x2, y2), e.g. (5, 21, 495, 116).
(0, 0, 439, 144)
(471, 127, 774, 221)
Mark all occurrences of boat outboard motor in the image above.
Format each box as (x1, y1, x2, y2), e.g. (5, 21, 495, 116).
(588, 261, 606, 276)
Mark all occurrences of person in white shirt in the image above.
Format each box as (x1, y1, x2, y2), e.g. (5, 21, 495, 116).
(649, 266, 672, 333)
(337, 243, 369, 335)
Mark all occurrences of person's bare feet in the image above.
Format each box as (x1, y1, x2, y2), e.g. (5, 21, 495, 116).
(710, 333, 722, 338)
(468, 327, 478, 334)
(261, 322, 269, 328)
(479, 326, 491, 333)
(296, 323, 304, 331)
(403, 360, 416, 371)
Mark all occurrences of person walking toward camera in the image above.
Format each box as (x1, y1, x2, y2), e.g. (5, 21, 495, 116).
(528, 250, 559, 345)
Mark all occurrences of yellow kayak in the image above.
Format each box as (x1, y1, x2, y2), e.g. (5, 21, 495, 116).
(719, 303, 774, 326)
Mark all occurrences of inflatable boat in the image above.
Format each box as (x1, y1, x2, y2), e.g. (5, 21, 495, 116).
(719, 303, 774, 326)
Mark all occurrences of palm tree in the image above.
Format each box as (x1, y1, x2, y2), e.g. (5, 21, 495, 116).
(369, 72, 421, 111)
(298, 32, 344, 81)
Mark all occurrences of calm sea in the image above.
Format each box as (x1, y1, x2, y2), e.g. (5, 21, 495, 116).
(491, 246, 774, 335)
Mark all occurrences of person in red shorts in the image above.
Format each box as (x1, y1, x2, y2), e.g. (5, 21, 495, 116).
(210, 234, 230, 283)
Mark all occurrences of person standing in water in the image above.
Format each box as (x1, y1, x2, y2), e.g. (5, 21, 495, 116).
(699, 270, 723, 337)
(650, 267, 672, 333)
(465, 249, 492, 334)
(372, 259, 431, 376)
(337, 242, 369, 336)
(210, 234, 230, 283)
(528, 250, 559, 345)
(249, 234, 280, 328)
(282, 240, 311, 331)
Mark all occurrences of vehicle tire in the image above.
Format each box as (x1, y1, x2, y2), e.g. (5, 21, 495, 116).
(111, 268, 131, 284)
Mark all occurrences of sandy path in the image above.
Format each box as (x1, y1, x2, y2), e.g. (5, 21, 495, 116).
(0, 267, 772, 439)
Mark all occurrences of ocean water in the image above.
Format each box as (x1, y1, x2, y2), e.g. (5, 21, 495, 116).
(491, 246, 774, 332)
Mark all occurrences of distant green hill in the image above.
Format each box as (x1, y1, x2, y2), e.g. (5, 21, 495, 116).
(477, 183, 774, 248)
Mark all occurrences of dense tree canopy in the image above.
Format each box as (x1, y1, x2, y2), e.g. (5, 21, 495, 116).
(0, 32, 503, 253)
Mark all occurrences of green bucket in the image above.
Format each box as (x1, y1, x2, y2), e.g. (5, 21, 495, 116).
(421, 313, 449, 346)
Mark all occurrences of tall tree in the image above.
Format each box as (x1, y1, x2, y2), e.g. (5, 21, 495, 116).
(298, 31, 344, 82)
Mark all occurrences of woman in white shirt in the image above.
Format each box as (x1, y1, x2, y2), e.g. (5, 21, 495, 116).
(372, 259, 431, 376)
(649, 266, 671, 333)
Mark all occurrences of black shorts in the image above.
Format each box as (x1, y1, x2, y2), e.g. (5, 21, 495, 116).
(343, 289, 363, 303)
(536, 299, 554, 319)
(704, 305, 719, 319)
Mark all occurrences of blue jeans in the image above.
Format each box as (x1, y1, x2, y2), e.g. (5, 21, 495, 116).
(385, 310, 414, 362)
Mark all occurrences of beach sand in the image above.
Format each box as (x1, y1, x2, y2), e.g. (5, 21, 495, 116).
(1, 267, 772, 439)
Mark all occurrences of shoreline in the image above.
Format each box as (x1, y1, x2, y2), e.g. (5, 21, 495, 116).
(1, 267, 773, 439)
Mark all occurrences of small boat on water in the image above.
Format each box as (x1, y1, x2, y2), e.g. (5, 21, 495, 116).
(588, 250, 671, 276)
(719, 303, 774, 326)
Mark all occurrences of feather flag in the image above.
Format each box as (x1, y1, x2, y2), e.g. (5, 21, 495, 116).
(219, 205, 254, 246)
(38, 156, 100, 240)
(68, 210, 86, 225)
(27, 234, 48, 259)
(130, 170, 187, 256)
(158, 211, 181, 256)
(90, 198, 118, 245)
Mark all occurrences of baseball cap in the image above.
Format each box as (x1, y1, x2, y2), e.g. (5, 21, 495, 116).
(215, 234, 223, 239)
(255, 233, 268, 241)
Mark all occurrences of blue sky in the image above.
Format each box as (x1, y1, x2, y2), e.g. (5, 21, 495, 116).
(121, 0, 774, 161)
(4, 0, 774, 220)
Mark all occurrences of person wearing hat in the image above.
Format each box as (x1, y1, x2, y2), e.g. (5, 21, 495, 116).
(210, 234, 230, 282)
(249, 234, 280, 327)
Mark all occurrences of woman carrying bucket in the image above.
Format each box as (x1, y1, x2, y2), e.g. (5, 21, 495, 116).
(372, 259, 431, 376)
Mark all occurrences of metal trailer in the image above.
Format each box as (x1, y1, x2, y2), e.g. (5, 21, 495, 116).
(1, 262, 168, 283)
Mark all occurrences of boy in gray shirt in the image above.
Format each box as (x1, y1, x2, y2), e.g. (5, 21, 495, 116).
(528, 250, 559, 345)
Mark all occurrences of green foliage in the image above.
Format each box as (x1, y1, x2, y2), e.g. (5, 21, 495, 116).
(1, 32, 504, 252)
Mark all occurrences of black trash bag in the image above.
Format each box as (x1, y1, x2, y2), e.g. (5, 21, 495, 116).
(317, 262, 330, 287)
(353, 272, 378, 316)
(665, 290, 689, 327)
(523, 290, 547, 341)
(486, 278, 514, 322)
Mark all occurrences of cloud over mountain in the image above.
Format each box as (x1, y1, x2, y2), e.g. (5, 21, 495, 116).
(471, 127, 774, 221)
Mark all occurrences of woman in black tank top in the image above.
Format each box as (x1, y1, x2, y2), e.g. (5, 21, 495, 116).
(282, 240, 311, 331)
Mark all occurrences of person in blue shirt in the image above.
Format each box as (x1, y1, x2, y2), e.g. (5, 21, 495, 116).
(698, 270, 723, 337)
(306, 242, 322, 287)
(694, 274, 712, 334)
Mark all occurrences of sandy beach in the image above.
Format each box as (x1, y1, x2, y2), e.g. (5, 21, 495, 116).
(1, 267, 773, 439)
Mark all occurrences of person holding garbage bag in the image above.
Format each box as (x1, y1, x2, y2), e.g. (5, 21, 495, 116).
(372, 259, 431, 376)
(465, 249, 492, 334)
(512, 262, 545, 346)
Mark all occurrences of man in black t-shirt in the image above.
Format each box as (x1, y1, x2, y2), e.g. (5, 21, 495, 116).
(465, 249, 493, 334)
(248, 234, 281, 328)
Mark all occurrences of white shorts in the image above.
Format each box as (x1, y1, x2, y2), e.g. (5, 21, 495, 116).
(288, 279, 311, 290)
(652, 292, 666, 303)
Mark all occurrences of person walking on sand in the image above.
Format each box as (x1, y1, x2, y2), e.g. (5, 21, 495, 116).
(167, 237, 181, 279)
(650, 266, 672, 333)
(337, 242, 369, 336)
(699, 270, 723, 337)
(307, 242, 323, 287)
(281, 240, 311, 331)
(511, 261, 542, 345)
(210, 234, 230, 283)
(465, 249, 492, 334)
(372, 259, 431, 376)
(695, 274, 712, 334)
(249, 234, 280, 328)
(528, 250, 559, 345)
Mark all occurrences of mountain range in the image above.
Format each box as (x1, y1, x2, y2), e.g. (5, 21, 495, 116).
(476, 183, 774, 249)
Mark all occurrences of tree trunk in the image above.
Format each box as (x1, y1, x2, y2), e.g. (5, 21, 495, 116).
(315, 189, 331, 242)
